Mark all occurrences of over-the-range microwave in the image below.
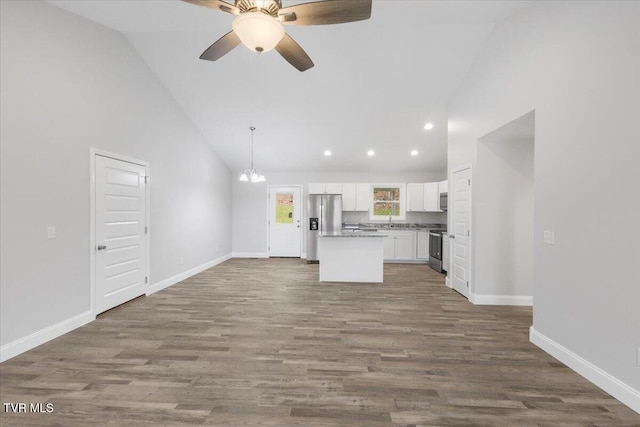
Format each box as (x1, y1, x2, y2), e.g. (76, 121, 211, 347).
(440, 192, 448, 211)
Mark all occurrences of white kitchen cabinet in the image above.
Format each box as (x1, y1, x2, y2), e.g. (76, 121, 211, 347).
(442, 234, 449, 273)
(383, 236, 395, 260)
(438, 180, 448, 195)
(406, 183, 425, 212)
(308, 183, 325, 194)
(383, 230, 416, 261)
(341, 183, 370, 211)
(355, 183, 370, 211)
(416, 230, 429, 260)
(342, 183, 356, 210)
(395, 233, 415, 260)
(424, 182, 440, 212)
(325, 183, 342, 194)
(309, 183, 342, 194)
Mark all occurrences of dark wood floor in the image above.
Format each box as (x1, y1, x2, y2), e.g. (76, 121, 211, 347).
(1, 259, 638, 426)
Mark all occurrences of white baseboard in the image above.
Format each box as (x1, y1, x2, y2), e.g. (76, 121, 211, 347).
(445, 277, 452, 288)
(472, 294, 532, 306)
(530, 326, 640, 414)
(148, 253, 232, 295)
(0, 310, 94, 363)
(231, 252, 269, 259)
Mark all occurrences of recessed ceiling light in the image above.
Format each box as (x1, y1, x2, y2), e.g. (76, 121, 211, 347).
(324, 150, 332, 157)
(424, 123, 434, 130)
(411, 150, 419, 156)
(367, 150, 375, 157)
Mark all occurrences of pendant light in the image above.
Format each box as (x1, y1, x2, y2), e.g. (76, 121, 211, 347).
(240, 126, 266, 183)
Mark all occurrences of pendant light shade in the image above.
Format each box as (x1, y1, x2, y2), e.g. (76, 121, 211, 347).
(240, 126, 265, 183)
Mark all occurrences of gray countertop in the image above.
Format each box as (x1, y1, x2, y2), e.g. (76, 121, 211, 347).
(320, 233, 386, 238)
(342, 223, 446, 232)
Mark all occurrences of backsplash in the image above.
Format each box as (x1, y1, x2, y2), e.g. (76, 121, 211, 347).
(343, 211, 446, 224)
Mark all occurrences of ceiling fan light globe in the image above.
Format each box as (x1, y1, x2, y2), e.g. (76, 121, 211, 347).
(232, 12, 285, 53)
(240, 172, 249, 182)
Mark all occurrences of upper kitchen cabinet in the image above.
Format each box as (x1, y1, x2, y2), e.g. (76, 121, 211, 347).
(342, 183, 370, 211)
(406, 183, 425, 212)
(438, 180, 448, 195)
(424, 182, 440, 212)
(309, 183, 342, 194)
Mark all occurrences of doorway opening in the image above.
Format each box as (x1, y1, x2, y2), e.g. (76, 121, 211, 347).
(473, 110, 535, 305)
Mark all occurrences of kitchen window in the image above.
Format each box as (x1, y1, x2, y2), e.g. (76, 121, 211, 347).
(370, 184, 406, 220)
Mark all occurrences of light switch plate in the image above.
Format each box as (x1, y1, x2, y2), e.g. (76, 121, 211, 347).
(47, 226, 56, 239)
(543, 231, 555, 245)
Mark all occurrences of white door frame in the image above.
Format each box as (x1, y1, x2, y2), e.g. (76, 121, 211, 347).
(450, 163, 472, 299)
(267, 185, 303, 257)
(90, 148, 150, 316)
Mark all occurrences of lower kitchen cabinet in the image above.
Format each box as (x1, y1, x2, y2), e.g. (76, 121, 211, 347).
(383, 236, 395, 260)
(383, 231, 415, 261)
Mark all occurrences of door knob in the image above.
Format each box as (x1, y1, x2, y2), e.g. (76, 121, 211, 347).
(449, 235, 455, 239)
(97, 245, 107, 250)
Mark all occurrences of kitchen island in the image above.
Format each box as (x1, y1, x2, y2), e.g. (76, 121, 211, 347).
(318, 233, 386, 283)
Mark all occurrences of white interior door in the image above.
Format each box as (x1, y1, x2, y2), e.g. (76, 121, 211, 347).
(95, 155, 147, 314)
(451, 166, 471, 298)
(269, 187, 301, 257)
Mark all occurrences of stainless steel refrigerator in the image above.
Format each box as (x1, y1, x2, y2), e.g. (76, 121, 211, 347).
(307, 194, 342, 262)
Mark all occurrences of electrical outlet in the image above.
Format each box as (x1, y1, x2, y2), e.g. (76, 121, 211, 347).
(47, 226, 56, 239)
(543, 231, 555, 245)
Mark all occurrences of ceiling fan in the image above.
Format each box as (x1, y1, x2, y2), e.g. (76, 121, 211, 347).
(182, 0, 372, 72)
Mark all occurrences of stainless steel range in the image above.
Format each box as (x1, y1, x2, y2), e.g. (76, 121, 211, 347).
(428, 229, 446, 273)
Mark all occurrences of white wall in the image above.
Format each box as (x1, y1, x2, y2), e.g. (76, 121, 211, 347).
(448, 1, 640, 410)
(474, 113, 534, 302)
(232, 171, 446, 256)
(0, 1, 232, 357)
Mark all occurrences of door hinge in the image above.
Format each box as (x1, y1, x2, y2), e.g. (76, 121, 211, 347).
(143, 176, 149, 184)
(145, 276, 148, 284)
(466, 281, 469, 287)
(468, 178, 471, 185)
(145, 226, 148, 234)
(467, 230, 470, 237)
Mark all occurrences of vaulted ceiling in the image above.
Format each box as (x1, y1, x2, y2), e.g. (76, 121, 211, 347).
(48, 0, 527, 173)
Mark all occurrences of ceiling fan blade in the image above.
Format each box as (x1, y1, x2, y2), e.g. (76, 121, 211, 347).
(275, 34, 314, 72)
(181, 0, 239, 15)
(200, 31, 241, 61)
(279, 0, 372, 26)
